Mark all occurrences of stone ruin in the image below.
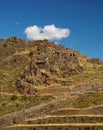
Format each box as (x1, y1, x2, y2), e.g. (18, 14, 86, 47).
(15, 41, 83, 95)
(87, 58, 103, 65)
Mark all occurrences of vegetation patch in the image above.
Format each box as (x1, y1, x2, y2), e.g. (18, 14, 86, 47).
(71, 92, 103, 108)
(0, 94, 55, 116)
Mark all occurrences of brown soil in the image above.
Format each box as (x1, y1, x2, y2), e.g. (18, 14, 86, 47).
(38, 87, 70, 95)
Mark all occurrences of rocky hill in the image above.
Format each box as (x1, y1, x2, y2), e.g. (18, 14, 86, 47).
(0, 37, 84, 95)
(0, 37, 103, 130)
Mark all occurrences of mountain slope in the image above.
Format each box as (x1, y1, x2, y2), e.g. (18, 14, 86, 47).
(0, 37, 83, 94)
(0, 37, 103, 129)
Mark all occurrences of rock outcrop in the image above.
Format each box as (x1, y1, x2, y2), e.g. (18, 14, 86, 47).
(15, 40, 83, 95)
(87, 58, 103, 65)
(0, 37, 84, 95)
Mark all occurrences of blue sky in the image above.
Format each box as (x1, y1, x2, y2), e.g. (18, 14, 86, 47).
(0, 0, 103, 59)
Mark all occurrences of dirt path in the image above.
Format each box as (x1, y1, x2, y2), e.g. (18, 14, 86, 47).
(0, 91, 76, 128)
(0, 85, 103, 129)
(38, 87, 70, 95)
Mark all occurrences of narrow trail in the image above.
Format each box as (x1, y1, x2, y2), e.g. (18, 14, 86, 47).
(0, 82, 103, 128)
(0, 90, 77, 128)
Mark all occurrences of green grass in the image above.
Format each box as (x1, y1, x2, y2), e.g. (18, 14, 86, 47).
(56, 61, 103, 90)
(70, 92, 103, 108)
(0, 94, 55, 116)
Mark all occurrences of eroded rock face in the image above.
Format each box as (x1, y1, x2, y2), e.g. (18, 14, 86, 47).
(15, 40, 83, 95)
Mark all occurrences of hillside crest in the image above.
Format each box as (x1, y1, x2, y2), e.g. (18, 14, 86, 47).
(0, 37, 102, 95)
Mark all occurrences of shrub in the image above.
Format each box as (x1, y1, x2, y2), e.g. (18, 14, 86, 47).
(16, 103, 20, 107)
(11, 95, 18, 101)
(2, 103, 6, 106)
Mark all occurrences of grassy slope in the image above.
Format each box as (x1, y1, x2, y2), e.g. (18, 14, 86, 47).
(0, 39, 56, 116)
(0, 94, 55, 117)
(4, 60, 103, 129)
(1, 38, 103, 129)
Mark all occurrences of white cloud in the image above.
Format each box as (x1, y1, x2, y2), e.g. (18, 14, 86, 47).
(24, 24, 70, 40)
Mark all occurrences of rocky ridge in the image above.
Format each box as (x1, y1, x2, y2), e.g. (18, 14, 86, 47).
(14, 39, 84, 94)
(0, 37, 102, 95)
